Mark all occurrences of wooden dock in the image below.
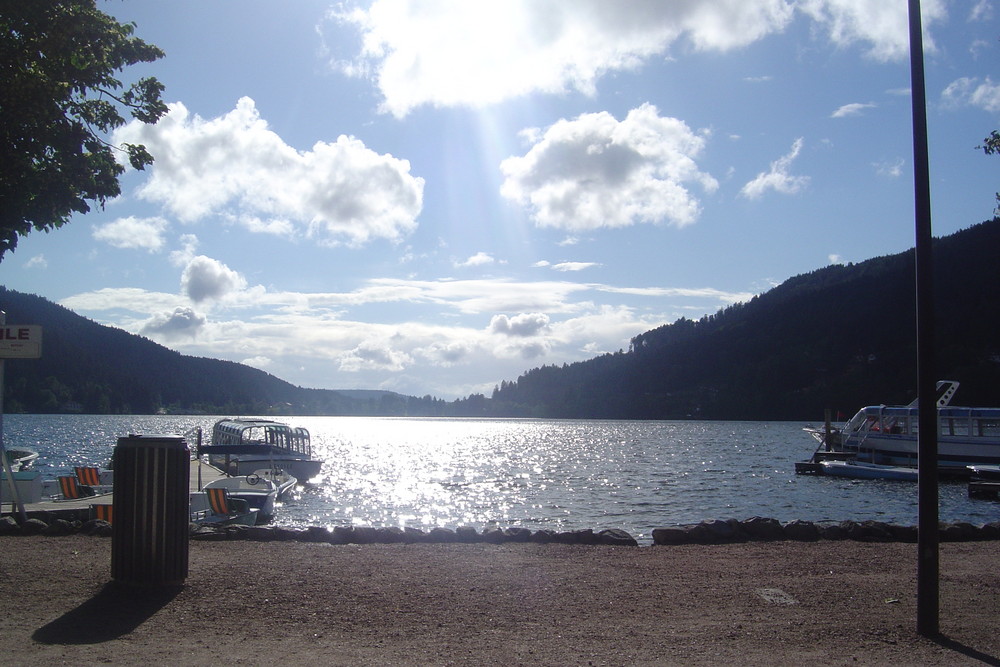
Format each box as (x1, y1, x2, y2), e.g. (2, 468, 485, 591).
(1, 458, 227, 522)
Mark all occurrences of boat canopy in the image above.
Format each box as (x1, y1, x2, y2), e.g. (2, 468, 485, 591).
(845, 405, 1000, 438)
(203, 418, 312, 458)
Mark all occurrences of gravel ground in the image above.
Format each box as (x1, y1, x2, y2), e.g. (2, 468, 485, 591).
(0, 536, 997, 665)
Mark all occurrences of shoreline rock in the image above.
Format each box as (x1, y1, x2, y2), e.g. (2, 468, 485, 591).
(3, 512, 999, 545)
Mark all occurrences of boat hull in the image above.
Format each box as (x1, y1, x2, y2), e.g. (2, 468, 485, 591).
(818, 460, 919, 481)
(253, 468, 297, 498)
(967, 464, 1000, 481)
(217, 456, 320, 483)
(840, 432, 1000, 471)
(203, 476, 277, 524)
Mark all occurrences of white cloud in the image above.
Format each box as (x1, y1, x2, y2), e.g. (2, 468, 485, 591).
(454, 252, 497, 268)
(553, 304, 653, 353)
(92, 216, 169, 252)
(552, 262, 599, 272)
(328, 1, 949, 117)
(55, 273, 753, 398)
(828, 254, 843, 264)
(798, 0, 946, 62)
(169, 234, 199, 267)
(489, 312, 551, 337)
(114, 97, 424, 247)
(363, 277, 589, 315)
(874, 158, 905, 178)
(501, 103, 718, 231)
(942, 77, 1000, 113)
(598, 285, 754, 304)
(831, 102, 876, 118)
(970, 39, 991, 60)
(416, 340, 473, 366)
(60, 287, 184, 315)
(140, 307, 207, 340)
(740, 137, 810, 199)
(339, 339, 413, 372)
(25, 255, 47, 270)
(241, 356, 274, 370)
(970, 1, 993, 22)
(60, 276, 754, 328)
(329, 0, 796, 117)
(181, 256, 248, 303)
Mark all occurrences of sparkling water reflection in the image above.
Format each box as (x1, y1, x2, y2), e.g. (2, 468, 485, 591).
(5, 415, 998, 544)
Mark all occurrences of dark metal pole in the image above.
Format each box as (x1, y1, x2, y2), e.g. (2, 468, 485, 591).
(908, 0, 939, 637)
(0, 311, 28, 522)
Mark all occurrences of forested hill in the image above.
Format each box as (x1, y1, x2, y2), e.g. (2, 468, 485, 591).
(3, 218, 999, 418)
(0, 288, 443, 415)
(489, 218, 1000, 420)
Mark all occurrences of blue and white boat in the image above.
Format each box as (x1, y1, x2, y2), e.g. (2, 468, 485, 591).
(803, 381, 1000, 475)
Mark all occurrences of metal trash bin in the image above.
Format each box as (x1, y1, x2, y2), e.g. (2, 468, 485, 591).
(111, 434, 190, 586)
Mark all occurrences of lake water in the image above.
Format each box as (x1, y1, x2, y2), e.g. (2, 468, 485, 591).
(5, 415, 997, 544)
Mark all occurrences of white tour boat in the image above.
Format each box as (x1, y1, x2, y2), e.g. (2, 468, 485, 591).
(200, 418, 323, 482)
(801, 381, 1000, 475)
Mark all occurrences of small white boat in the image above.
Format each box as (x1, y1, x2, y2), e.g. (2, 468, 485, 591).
(967, 464, 1000, 481)
(4, 448, 39, 471)
(203, 468, 296, 524)
(818, 459, 919, 481)
(190, 490, 259, 526)
(967, 465, 1000, 500)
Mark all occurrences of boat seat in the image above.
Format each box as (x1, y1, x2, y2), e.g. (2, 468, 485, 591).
(57, 475, 95, 499)
(75, 466, 101, 486)
(90, 504, 113, 524)
(57, 476, 79, 499)
(206, 486, 232, 515)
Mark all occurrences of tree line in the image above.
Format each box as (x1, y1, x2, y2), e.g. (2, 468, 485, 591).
(5, 218, 998, 419)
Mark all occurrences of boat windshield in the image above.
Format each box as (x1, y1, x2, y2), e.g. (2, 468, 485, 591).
(843, 409, 871, 434)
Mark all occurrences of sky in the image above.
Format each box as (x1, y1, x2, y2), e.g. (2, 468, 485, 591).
(3, 0, 999, 400)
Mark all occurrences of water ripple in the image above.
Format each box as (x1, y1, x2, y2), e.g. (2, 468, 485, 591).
(5, 415, 998, 543)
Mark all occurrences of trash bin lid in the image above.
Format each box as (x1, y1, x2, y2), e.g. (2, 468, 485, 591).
(116, 433, 190, 449)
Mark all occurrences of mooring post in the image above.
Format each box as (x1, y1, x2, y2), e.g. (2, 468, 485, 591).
(824, 408, 832, 451)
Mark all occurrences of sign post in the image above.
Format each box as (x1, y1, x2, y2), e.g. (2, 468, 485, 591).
(907, 0, 939, 637)
(0, 312, 43, 522)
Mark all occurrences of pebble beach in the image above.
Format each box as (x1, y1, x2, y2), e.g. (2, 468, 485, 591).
(1, 535, 998, 665)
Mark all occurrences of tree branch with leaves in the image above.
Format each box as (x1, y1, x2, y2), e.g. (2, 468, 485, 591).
(979, 130, 1000, 215)
(0, 1, 167, 260)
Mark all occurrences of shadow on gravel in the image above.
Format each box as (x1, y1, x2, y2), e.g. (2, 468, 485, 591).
(932, 635, 1000, 666)
(32, 583, 181, 645)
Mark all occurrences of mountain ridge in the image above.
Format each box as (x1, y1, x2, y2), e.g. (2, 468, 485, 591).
(2, 217, 998, 419)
